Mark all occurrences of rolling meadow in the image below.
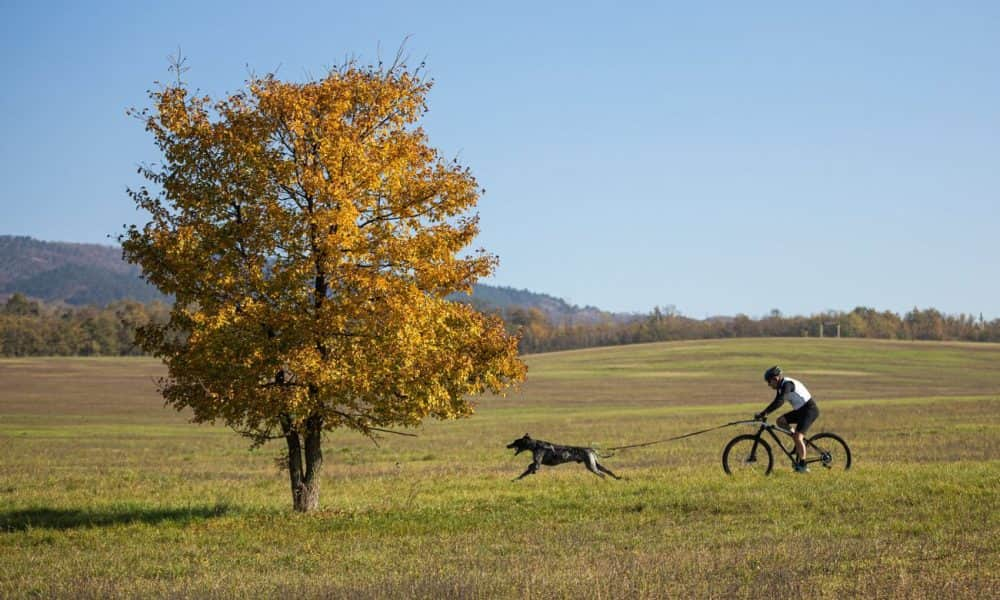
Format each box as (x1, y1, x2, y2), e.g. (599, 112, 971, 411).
(1, 338, 997, 598)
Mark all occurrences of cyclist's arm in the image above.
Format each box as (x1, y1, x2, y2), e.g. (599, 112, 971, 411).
(760, 381, 794, 416)
(759, 397, 782, 417)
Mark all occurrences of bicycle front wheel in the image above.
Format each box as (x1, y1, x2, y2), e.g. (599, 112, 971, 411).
(722, 434, 773, 476)
(807, 433, 852, 471)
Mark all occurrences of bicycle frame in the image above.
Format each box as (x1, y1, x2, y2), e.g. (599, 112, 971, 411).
(741, 420, 827, 466)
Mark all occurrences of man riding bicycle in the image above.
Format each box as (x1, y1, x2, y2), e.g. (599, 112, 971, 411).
(755, 366, 819, 473)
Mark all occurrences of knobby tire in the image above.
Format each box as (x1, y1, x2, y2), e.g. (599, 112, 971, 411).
(722, 434, 773, 476)
(807, 432, 852, 470)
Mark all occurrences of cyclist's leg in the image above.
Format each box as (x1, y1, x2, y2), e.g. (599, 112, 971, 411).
(775, 412, 791, 429)
(779, 408, 806, 463)
(792, 431, 806, 463)
(793, 402, 820, 463)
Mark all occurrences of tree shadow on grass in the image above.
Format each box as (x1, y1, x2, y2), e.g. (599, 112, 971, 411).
(0, 503, 233, 532)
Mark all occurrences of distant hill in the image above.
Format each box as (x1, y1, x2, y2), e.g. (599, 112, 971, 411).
(0, 236, 612, 321)
(450, 285, 620, 324)
(0, 236, 166, 305)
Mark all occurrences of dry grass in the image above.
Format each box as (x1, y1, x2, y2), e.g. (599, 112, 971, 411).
(1, 338, 998, 598)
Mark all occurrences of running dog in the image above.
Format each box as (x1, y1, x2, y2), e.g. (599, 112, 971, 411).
(506, 434, 621, 480)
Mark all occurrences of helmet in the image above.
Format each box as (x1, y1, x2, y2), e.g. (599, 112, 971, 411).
(763, 366, 782, 381)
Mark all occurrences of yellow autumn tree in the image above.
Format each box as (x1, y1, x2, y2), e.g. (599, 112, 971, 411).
(122, 57, 526, 511)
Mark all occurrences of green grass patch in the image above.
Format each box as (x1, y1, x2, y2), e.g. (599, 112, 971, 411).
(1, 339, 998, 598)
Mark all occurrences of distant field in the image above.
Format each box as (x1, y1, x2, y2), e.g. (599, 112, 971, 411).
(1, 338, 998, 598)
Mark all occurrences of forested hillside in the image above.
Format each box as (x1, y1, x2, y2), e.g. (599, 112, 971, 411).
(2, 236, 999, 357)
(0, 236, 600, 319)
(0, 236, 165, 304)
(450, 284, 619, 324)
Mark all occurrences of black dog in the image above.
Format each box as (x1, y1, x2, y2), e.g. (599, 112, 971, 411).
(506, 434, 621, 481)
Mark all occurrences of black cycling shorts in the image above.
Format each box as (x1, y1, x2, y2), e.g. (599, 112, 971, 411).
(781, 400, 819, 434)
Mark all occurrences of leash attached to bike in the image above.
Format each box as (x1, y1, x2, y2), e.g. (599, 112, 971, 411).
(594, 419, 852, 475)
(598, 420, 757, 457)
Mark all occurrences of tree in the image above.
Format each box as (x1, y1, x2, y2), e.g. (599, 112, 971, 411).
(3, 293, 41, 316)
(122, 55, 526, 511)
(904, 307, 945, 341)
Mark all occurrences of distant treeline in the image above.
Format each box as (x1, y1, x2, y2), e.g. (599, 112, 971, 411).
(501, 305, 1000, 354)
(2, 293, 999, 357)
(0, 294, 169, 357)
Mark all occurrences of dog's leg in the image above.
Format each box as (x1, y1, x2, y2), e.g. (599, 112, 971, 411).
(595, 461, 622, 480)
(514, 461, 540, 481)
(584, 453, 607, 478)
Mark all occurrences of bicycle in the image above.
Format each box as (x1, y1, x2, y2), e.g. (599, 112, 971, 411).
(722, 418, 851, 475)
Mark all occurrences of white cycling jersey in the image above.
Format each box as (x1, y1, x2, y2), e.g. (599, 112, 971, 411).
(780, 377, 812, 410)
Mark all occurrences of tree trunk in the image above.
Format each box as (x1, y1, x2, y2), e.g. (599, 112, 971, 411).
(282, 414, 323, 512)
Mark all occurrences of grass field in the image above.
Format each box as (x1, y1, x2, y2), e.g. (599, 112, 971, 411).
(1, 338, 998, 598)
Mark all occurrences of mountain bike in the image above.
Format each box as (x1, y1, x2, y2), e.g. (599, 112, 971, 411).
(722, 418, 851, 475)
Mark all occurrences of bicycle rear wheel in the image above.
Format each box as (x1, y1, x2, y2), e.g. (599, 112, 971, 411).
(807, 433, 852, 471)
(722, 434, 773, 476)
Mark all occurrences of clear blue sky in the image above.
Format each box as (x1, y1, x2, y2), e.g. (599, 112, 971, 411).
(2, 1, 998, 319)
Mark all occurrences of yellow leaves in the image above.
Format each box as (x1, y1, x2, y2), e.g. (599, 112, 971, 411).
(126, 59, 525, 440)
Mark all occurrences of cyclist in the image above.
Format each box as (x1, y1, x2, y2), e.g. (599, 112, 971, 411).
(755, 366, 819, 473)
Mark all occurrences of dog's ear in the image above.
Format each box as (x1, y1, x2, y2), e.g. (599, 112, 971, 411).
(523, 433, 530, 439)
